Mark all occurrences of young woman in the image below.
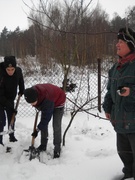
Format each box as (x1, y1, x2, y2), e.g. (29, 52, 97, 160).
(0, 56, 24, 145)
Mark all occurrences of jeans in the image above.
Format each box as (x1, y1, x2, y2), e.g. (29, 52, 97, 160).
(40, 107, 64, 152)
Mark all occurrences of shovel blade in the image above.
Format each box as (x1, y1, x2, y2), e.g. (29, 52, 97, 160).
(24, 146, 40, 161)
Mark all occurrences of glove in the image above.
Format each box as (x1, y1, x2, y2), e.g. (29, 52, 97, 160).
(31, 129, 39, 138)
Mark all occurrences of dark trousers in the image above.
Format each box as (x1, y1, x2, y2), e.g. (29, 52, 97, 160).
(0, 105, 15, 143)
(117, 133, 135, 178)
(40, 107, 64, 152)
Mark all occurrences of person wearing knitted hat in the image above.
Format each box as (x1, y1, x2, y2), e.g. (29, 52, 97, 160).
(0, 56, 25, 145)
(103, 27, 135, 180)
(24, 83, 66, 158)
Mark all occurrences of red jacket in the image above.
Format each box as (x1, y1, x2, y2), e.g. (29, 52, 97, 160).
(34, 83, 66, 107)
(32, 83, 66, 130)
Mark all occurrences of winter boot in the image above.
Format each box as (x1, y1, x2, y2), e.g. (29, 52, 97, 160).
(121, 167, 133, 180)
(0, 135, 4, 146)
(120, 174, 133, 180)
(9, 133, 18, 142)
(53, 145, 61, 158)
(53, 150, 60, 158)
(38, 138, 48, 152)
(37, 144, 46, 152)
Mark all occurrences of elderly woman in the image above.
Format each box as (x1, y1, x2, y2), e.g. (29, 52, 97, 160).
(103, 27, 135, 180)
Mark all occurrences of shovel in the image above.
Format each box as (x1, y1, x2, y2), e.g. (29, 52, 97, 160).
(24, 110, 40, 161)
(0, 94, 21, 136)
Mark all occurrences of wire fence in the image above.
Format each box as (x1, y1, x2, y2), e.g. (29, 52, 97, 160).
(16, 58, 114, 117)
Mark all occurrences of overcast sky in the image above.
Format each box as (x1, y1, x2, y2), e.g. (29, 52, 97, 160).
(0, 0, 134, 32)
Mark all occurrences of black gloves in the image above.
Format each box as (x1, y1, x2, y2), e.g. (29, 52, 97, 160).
(31, 129, 39, 138)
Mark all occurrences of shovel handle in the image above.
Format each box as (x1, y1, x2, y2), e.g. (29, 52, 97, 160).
(10, 94, 21, 127)
(31, 110, 39, 146)
(33, 110, 39, 132)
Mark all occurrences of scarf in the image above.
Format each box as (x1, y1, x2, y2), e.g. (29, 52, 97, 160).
(117, 53, 135, 70)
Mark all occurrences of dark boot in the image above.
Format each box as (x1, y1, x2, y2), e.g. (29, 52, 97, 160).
(121, 167, 133, 180)
(9, 133, 18, 142)
(121, 173, 133, 180)
(53, 150, 60, 158)
(0, 135, 4, 146)
(53, 145, 61, 158)
(0, 120, 4, 145)
(39, 138, 48, 152)
(37, 144, 46, 152)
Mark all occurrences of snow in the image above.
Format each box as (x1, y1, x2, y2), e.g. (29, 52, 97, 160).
(0, 109, 131, 180)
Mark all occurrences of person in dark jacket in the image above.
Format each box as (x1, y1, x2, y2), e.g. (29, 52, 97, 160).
(24, 83, 66, 158)
(0, 56, 25, 145)
(103, 27, 135, 180)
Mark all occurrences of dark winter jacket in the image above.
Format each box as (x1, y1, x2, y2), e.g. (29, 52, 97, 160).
(103, 53, 135, 133)
(33, 83, 66, 130)
(0, 62, 24, 109)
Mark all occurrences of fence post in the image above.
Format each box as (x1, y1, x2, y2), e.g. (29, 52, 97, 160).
(97, 58, 101, 112)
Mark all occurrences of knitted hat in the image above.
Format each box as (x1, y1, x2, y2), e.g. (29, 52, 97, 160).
(117, 27, 135, 51)
(4, 56, 16, 68)
(24, 88, 38, 103)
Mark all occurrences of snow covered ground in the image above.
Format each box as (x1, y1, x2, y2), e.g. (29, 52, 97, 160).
(0, 109, 130, 180)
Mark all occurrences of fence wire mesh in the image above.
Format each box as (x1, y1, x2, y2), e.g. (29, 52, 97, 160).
(16, 58, 114, 117)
